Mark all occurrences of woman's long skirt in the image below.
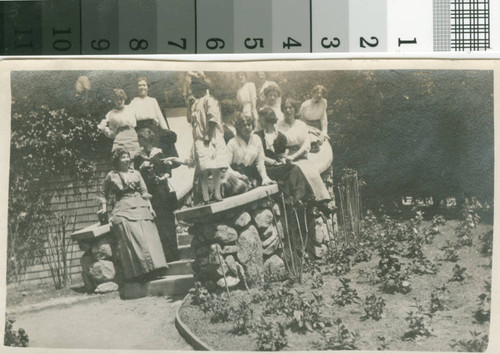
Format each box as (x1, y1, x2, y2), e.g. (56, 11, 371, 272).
(112, 216, 168, 280)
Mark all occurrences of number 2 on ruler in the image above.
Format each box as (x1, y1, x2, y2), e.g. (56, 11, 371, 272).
(360, 36, 378, 48)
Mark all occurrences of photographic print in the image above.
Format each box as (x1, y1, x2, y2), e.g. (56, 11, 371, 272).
(0, 59, 496, 352)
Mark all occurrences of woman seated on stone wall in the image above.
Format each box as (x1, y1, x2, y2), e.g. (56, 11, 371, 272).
(277, 97, 332, 211)
(98, 148, 168, 282)
(222, 112, 276, 197)
(255, 106, 313, 204)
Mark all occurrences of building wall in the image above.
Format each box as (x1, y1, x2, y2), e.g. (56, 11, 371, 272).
(14, 158, 110, 287)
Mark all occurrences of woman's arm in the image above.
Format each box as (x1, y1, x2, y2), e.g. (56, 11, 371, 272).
(320, 99, 328, 136)
(97, 114, 114, 138)
(287, 127, 310, 162)
(153, 98, 169, 131)
(255, 138, 274, 185)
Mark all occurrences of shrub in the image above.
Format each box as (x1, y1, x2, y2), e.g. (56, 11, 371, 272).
(332, 277, 361, 306)
(323, 247, 351, 276)
(318, 318, 358, 350)
(440, 241, 459, 262)
(403, 304, 433, 340)
(4, 319, 29, 347)
(449, 264, 467, 282)
(288, 291, 332, 333)
(207, 294, 231, 323)
(231, 299, 254, 335)
(450, 331, 488, 352)
(408, 258, 439, 275)
(379, 268, 411, 294)
(253, 317, 288, 351)
(474, 281, 491, 324)
(430, 284, 449, 313)
(362, 294, 386, 320)
(189, 282, 211, 309)
(479, 230, 493, 257)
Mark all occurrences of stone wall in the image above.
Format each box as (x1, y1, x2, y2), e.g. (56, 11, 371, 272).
(188, 198, 287, 290)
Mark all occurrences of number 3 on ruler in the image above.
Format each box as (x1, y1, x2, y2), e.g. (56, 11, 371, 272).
(321, 37, 340, 48)
(360, 36, 379, 48)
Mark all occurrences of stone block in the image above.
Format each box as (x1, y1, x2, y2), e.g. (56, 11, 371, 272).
(220, 245, 239, 255)
(80, 251, 94, 275)
(272, 203, 281, 216)
(91, 237, 113, 260)
(234, 212, 252, 228)
(263, 236, 280, 256)
(95, 281, 119, 294)
(252, 209, 274, 230)
(216, 276, 240, 288)
(237, 225, 263, 287)
(214, 225, 238, 244)
(224, 255, 239, 275)
(263, 254, 286, 279)
(261, 225, 278, 241)
(89, 260, 116, 284)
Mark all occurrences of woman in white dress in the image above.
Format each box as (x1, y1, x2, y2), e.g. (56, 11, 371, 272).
(277, 97, 330, 203)
(236, 72, 258, 125)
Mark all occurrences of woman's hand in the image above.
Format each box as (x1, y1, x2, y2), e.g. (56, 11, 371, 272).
(262, 177, 276, 186)
(163, 157, 183, 165)
(285, 155, 296, 163)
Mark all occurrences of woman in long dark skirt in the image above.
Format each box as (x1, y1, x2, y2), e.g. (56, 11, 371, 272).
(98, 148, 168, 282)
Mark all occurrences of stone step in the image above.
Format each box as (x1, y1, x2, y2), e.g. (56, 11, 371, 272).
(120, 274, 194, 299)
(178, 244, 194, 259)
(177, 232, 193, 247)
(165, 259, 194, 276)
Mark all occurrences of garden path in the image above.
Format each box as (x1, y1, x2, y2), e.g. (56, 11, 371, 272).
(12, 293, 192, 350)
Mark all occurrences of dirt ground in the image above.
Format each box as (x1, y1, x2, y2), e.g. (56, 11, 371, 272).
(7, 292, 193, 351)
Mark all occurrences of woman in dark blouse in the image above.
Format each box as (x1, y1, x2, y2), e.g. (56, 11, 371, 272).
(255, 106, 313, 204)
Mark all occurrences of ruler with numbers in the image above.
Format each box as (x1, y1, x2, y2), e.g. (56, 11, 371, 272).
(0, 0, 496, 56)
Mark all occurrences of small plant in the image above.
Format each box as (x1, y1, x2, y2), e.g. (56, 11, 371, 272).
(323, 247, 351, 276)
(405, 234, 425, 259)
(403, 304, 433, 340)
(377, 335, 390, 350)
(474, 281, 491, 324)
(310, 263, 324, 289)
(430, 284, 449, 313)
(362, 294, 386, 320)
(440, 241, 459, 262)
(479, 230, 493, 257)
(455, 221, 473, 248)
(288, 291, 332, 333)
(332, 277, 361, 306)
(379, 268, 411, 294)
(263, 286, 295, 317)
(408, 258, 439, 275)
(207, 294, 231, 323)
(231, 299, 254, 335)
(353, 242, 372, 263)
(450, 331, 488, 352)
(319, 318, 358, 350)
(189, 282, 211, 307)
(253, 317, 288, 351)
(449, 264, 467, 282)
(377, 239, 402, 277)
(4, 319, 29, 347)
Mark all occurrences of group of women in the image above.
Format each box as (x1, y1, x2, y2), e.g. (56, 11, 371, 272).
(97, 72, 332, 283)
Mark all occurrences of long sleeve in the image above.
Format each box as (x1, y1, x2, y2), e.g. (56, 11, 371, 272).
(153, 99, 169, 130)
(254, 138, 268, 180)
(320, 99, 328, 135)
(138, 171, 152, 200)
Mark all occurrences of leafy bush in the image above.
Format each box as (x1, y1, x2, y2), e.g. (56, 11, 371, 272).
(403, 305, 433, 340)
(449, 264, 467, 282)
(332, 278, 361, 306)
(362, 294, 386, 320)
(288, 291, 332, 333)
(352, 242, 372, 263)
(318, 318, 358, 350)
(231, 299, 254, 335)
(207, 294, 231, 323)
(379, 269, 411, 294)
(479, 230, 493, 257)
(430, 285, 449, 313)
(408, 258, 439, 275)
(474, 282, 491, 324)
(440, 241, 459, 262)
(323, 247, 351, 276)
(253, 317, 288, 351)
(189, 282, 211, 309)
(309, 263, 324, 289)
(4, 319, 29, 347)
(450, 331, 488, 352)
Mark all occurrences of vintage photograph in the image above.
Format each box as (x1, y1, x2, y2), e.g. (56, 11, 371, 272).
(0, 59, 496, 352)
